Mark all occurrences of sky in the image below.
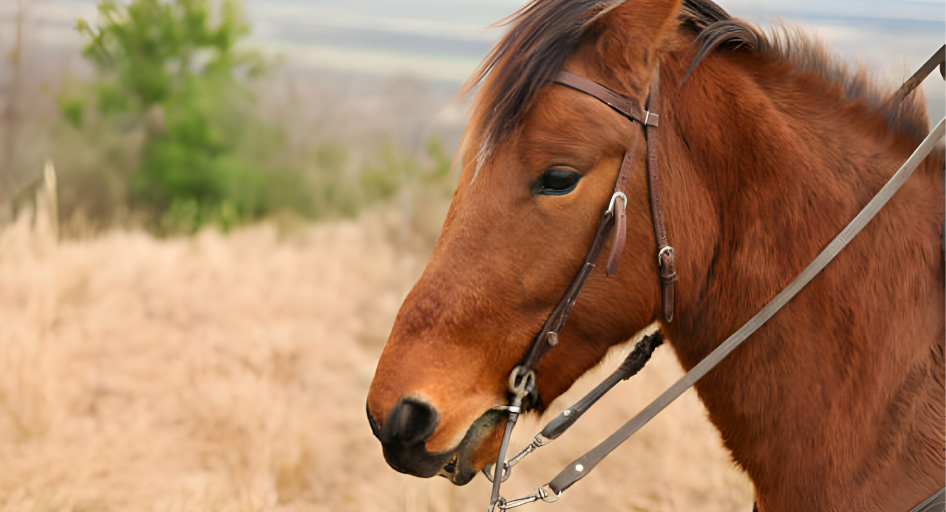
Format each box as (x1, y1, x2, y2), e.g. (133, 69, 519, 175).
(1, 0, 943, 115)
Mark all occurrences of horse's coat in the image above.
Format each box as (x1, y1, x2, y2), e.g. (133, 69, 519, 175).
(367, 1, 946, 510)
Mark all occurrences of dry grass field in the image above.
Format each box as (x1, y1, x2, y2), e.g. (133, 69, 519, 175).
(0, 206, 753, 512)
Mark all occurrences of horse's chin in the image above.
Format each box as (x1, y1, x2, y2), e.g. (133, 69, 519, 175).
(437, 409, 507, 486)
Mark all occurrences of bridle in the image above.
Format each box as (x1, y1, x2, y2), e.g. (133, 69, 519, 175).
(483, 45, 946, 512)
(487, 63, 673, 510)
(509, 65, 674, 398)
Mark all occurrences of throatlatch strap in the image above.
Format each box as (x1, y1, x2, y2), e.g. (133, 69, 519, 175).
(643, 65, 676, 322)
(546, 117, 946, 494)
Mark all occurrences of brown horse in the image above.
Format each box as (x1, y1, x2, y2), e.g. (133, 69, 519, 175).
(366, 0, 946, 510)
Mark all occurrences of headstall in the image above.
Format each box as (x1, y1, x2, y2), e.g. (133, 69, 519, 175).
(487, 64, 673, 510)
(483, 45, 946, 512)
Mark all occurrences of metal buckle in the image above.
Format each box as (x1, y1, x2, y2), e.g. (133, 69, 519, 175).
(643, 111, 659, 127)
(657, 246, 674, 267)
(538, 485, 562, 503)
(606, 192, 627, 215)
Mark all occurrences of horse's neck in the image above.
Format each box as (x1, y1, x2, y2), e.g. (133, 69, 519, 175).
(656, 50, 945, 510)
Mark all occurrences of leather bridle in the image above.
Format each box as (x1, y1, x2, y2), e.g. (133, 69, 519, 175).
(509, 66, 674, 387)
(488, 64, 673, 509)
(483, 45, 946, 512)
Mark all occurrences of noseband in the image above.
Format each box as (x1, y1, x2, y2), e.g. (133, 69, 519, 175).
(484, 46, 946, 512)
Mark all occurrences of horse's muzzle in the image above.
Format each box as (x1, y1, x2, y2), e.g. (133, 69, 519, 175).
(369, 397, 454, 478)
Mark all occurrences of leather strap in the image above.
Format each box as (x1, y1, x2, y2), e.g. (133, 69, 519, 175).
(516, 147, 641, 378)
(890, 44, 945, 104)
(514, 71, 660, 382)
(644, 66, 676, 322)
(908, 487, 945, 512)
(539, 331, 663, 441)
(553, 67, 676, 322)
(547, 117, 946, 494)
(555, 71, 659, 127)
(606, 150, 635, 276)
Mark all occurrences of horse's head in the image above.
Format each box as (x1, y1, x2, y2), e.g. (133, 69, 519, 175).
(367, 0, 683, 484)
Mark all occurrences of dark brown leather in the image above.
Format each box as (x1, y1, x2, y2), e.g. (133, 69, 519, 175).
(516, 213, 616, 377)
(555, 71, 659, 127)
(514, 66, 673, 385)
(552, 67, 675, 322)
(644, 66, 676, 322)
(606, 150, 636, 276)
(890, 45, 944, 104)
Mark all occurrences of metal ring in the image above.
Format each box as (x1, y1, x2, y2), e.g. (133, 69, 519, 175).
(508, 367, 536, 397)
(657, 246, 674, 267)
(482, 463, 512, 483)
(606, 192, 627, 215)
(488, 496, 506, 512)
(537, 484, 562, 503)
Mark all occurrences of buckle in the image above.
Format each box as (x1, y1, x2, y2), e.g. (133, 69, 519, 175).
(606, 192, 627, 215)
(657, 246, 674, 267)
(643, 111, 659, 127)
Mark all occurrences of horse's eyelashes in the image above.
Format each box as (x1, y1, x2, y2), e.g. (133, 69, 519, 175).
(533, 168, 582, 196)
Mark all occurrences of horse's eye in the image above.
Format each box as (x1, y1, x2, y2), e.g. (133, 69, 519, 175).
(533, 168, 582, 196)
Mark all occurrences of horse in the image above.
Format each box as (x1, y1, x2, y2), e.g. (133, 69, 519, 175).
(366, 0, 946, 510)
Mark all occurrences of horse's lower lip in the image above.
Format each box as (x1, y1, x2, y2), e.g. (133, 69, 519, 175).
(436, 407, 507, 486)
(439, 453, 459, 477)
(438, 451, 477, 485)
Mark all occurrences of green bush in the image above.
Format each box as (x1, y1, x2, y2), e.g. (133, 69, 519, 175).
(56, 0, 458, 235)
(61, 0, 300, 233)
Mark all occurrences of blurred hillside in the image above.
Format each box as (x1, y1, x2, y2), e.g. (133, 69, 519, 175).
(0, 0, 942, 235)
(0, 0, 471, 236)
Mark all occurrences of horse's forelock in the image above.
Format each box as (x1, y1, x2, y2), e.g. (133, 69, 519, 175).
(463, 0, 616, 170)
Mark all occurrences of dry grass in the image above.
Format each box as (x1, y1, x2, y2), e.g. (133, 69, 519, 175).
(0, 205, 753, 512)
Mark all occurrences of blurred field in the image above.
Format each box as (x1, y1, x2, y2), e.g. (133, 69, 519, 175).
(0, 203, 753, 512)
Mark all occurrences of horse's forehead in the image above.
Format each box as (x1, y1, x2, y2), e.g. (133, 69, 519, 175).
(467, 87, 629, 181)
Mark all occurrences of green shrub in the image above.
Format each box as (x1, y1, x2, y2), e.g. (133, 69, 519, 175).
(56, 0, 458, 236)
(62, 0, 301, 233)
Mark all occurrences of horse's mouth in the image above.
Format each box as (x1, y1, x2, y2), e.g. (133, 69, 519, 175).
(438, 452, 471, 484)
(436, 408, 507, 485)
(436, 448, 479, 485)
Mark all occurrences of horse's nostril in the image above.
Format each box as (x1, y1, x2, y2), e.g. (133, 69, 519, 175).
(381, 397, 440, 446)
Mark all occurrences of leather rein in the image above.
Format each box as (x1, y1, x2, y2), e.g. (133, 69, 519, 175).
(485, 46, 946, 512)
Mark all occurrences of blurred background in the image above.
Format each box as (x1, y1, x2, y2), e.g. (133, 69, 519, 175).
(0, 1, 942, 511)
